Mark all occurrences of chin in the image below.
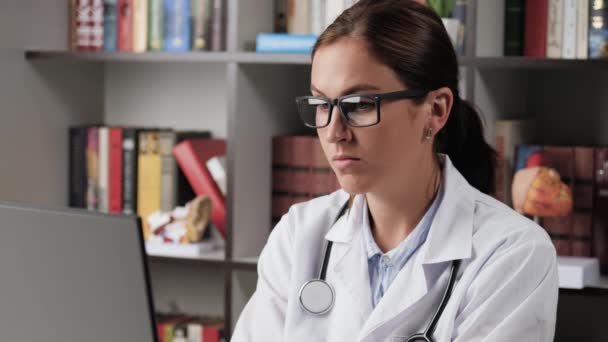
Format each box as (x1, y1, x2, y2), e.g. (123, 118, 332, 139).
(335, 174, 371, 195)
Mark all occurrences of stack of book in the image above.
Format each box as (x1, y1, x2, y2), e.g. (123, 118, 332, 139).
(69, 126, 226, 239)
(155, 313, 224, 342)
(505, 0, 608, 59)
(69, 0, 227, 52)
(271, 135, 340, 227)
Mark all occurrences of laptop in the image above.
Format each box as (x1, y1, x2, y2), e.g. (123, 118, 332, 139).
(0, 201, 158, 342)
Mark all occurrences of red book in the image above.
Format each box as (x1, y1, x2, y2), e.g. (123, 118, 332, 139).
(173, 139, 226, 238)
(118, 0, 133, 51)
(524, 0, 549, 57)
(108, 128, 123, 214)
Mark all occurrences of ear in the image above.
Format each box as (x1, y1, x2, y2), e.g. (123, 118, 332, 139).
(428, 87, 453, 134)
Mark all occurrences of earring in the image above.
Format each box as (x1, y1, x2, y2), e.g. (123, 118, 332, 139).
(425, 127, 433, 140)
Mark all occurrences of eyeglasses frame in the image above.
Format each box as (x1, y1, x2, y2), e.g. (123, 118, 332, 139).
(295, 88, 429, 128)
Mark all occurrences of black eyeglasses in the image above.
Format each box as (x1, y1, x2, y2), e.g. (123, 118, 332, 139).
(295, 89, 428, 128)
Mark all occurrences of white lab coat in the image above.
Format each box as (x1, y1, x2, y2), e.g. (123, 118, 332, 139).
(232, 156, 558, 342)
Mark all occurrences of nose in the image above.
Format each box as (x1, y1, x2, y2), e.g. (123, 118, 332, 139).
(323, 105, 351, 143)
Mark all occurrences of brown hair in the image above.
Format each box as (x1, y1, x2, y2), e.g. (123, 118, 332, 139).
(312, 0, 496, 195)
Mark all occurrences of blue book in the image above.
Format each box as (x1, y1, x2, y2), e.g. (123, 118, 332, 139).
(589, 1, 608, 58)
(256, 33, 318, 54)
(164, 0, 191, 51)
(103, 0, 118, 51)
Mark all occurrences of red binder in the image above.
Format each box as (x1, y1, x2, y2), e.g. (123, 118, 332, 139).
(173, 138, 226, 238)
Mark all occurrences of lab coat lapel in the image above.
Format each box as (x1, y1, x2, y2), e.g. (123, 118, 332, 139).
(325, 195, 374, 322)
(357, 155, 475, 341)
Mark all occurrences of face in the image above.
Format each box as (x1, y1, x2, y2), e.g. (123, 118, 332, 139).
(311, 36, 436, 195)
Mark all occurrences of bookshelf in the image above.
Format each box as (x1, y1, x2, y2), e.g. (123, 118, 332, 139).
(4, 0, 607, 340)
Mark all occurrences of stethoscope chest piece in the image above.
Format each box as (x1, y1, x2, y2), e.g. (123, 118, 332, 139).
(298, 279, 335, 315)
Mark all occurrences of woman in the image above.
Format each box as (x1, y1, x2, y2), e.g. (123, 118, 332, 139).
(233, 1, 558, 341)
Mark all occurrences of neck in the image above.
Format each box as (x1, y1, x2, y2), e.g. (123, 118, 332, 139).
(365, 155, 442, 253)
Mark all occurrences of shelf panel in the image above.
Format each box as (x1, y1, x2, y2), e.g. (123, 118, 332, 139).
(559, 276, 608, 296)
(25, 50, 608, 69)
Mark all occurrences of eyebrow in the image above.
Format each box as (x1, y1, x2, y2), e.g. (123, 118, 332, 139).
(310, 84, 382, 97)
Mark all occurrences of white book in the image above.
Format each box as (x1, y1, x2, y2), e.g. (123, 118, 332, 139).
(562, 0, 577, 59)
(288, 0, 311, 34)
(557, 256, 600, 289)
(547, 0, 564, 58)
(475, 0, 505, 56)
(325, 0, 345, 29)
(145, 240, 221, 258)
(98, 127, 109, 213)
(311, 0, 326, 35)
(576, 0, 589, 59)
(206, 155, 227, 196)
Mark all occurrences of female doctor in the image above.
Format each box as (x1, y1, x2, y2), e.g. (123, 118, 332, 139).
(233, 1, 558, 341)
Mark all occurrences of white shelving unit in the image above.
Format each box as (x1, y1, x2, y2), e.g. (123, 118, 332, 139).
(3, 0, 608, 340)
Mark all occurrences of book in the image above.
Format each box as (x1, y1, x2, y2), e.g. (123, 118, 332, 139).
(69, 0, 78, 50)
(173, 138, 226, 238)
(576, 0, 589, 59)
(310, 0, 326, 36)
(524, 0, 549, 57)
(589, 0, 608, 58)
(561, 0, 577, 59)
(98, 127, 110, 213)
(557, 256, 601, 289)
(122, 127, 140, 215)
(148, 0, 164, 51)
(256, 33, 318, 53)
(164, 0, 191, 51)
(86, 127, 100, 210)
(287, 0, 310, 34)
(546, 0, 564, 58)
(159, 130, 176, 212)
(504, 0, 525, 56)
(452, 0, 468, 56)
(103, 0, 118, 51)
(145, 240, 220, 257)
(118, 0, 134, 51)
(206, 155, 227, 196)
(108, 127, 123, 214)
(72, 0, 105, 51)
(174, 131, 212, 206)
(133, 0, 148, 52)
(138, 130, 162, 240)
(593, 147, 608, 274)
(210, 0, 227, 51)
(69, 127, 89, 208)
(191, 0, 211, 51)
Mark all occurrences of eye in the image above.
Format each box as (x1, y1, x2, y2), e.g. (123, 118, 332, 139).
(308, 98, 330, 112)
(341, 96, 375, 113)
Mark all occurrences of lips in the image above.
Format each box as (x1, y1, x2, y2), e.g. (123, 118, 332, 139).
(332, 155, 360, 171)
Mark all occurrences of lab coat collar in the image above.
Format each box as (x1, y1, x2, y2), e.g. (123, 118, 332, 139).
(324, 154, 475, 266)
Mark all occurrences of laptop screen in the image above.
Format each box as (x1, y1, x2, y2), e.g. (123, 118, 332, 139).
(0, 202, 157, 342)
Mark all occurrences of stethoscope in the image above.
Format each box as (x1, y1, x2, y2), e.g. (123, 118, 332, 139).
(298, 200, 461, 342)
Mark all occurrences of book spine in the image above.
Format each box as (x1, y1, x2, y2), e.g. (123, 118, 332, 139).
(524, 0, 549, 57)
(159, 130, 176, 212)
(593, 147, 608, 274)
(287, 0, 310, 34)
(86, 127, 99, 210)
(310, 0, 325, 36)
(98, 127, 110, 213)
(191, 0, 211, 51)
(138, 130, 162, 240)
(546, 0, 564, 58)
(453, 0, 468, 56)
(562, 0, 578, 59)
(90, 0, 105, 51)
(69, 127, 89, 208)
(164, 0, 191, 51)
(210, 0, 226, 51)
(589, 0, 608, 58)
(122, 128, 139, 215)
(108, 127, 123, 214)
(255, 33, 318, 53)
(325, 0, 344, 29)
(118, 0, 134, 51)
(103, 0, 118, 51)
(577, 0, 590, 58)
(69, 0, 80, 50)
(133, 0, 148, 52)
(504, 0, 525, 56)
(75, 0, 93, 50)
(148, 0, 164, 51)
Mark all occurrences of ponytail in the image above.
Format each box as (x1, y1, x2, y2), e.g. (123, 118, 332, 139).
(436, 96, 497, 195)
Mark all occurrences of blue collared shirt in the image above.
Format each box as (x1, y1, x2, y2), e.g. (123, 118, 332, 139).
(361, 184, 444, 308)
